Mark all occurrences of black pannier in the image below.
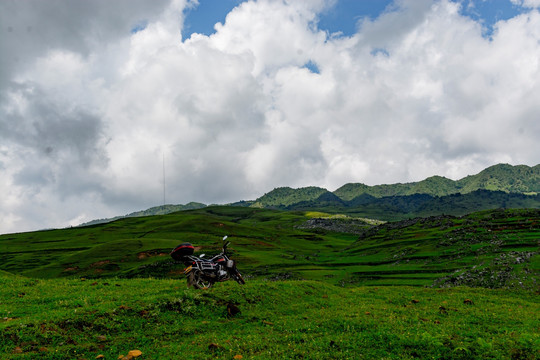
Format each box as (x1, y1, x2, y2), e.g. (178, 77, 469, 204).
(171, 242, 194, 261)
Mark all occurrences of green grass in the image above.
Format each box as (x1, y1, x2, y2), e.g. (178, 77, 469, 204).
(0, 207, 360, 281)
(1, 275, 538, 360)
(1, 207, 538, 290)
(1, 207, 538, 359)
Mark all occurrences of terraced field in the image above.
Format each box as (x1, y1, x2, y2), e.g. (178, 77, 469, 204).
(317, 209, 539, 287)
(1, 207, 538, 290)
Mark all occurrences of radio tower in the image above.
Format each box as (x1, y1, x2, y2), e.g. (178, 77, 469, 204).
(162, 153, 166, 206)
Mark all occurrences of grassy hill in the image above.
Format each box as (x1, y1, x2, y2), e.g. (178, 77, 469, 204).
(341, 208, 539, 288)
(1, 206, 538, 359)
(283, 190, 540, 221)
(79, 202, 207, 227)
(1, 207, 537, 290)
(457, 164, 540, 194)
(0, 207, 362, 280)
(2, 164, 539, 359)
(245, 164, 540, 220)
(333, 163, 540, 200)
(252, 186, 328, 207)
(70, 163, 540, 228)
(1, 275, 538, 359)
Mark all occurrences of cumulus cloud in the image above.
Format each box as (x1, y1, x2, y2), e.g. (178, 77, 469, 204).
(1, 0, 540, 233)
(511, 0, 540, 8)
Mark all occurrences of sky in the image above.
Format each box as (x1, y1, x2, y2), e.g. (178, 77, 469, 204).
(1, 0, 540, 234)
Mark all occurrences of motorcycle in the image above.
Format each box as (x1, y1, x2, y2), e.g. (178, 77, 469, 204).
(170, 236, 245, 289)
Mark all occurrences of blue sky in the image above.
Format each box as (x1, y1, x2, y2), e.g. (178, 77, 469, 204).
(183, 0, 395, 37)
(183, 0, 527, 39)
(183, 0, 246, 37)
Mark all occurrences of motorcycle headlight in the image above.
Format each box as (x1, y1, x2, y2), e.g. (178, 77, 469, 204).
(226, 260, 234, 268)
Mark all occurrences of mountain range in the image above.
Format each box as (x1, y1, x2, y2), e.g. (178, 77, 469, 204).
(253, 163, 540, 205)
(81, 163, 540, 226)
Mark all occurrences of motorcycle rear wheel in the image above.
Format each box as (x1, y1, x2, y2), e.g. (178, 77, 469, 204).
(187, 270, 214, 289)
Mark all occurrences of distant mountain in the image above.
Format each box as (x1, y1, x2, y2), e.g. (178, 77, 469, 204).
(333, 175, 461, 200)
(252, 186, 328, 207)
(299, 190, 540, 221)
(80, 163, 540, 226)
(249, 164, 540, 220)
(79, 202, 206, 227)
(334, 163, 539, 200)
(456, 164, 540, 194)
(286, 191, 346, 210)
(125, 202, 206, 217)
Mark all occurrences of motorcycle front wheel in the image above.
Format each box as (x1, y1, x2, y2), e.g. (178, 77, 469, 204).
(231, 268, 246, 285)
(187, 270, 214, 289)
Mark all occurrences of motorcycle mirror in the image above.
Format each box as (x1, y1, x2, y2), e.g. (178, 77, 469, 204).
(223, 236, 228, 241)
(199, 254, 205, 258)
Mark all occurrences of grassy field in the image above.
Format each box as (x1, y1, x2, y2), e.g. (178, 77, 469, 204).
(0, 207, 355, 281)
(1, 207, 539, 359)
(1, 275, 538, 359)
(1, 207, 538, 290)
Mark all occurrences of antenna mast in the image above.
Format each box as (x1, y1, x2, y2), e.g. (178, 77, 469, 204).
(162, 153, 166, 206)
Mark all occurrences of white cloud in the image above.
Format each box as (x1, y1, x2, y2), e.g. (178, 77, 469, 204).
(210, 0, 328, 76)
(1, 0, 540, 233)
(511, 0, 540, 8)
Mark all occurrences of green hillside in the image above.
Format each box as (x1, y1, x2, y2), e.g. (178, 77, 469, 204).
(341, 208, 539, 288)
(457, 164, 540, 194)
(71, 163, 540, 228)
(79, 202, 207, 227)
(281, 190, 540, 222)
(334, 163, 540, 200)
(247, 164, 540, 220)
(126, 202, 207, 216)
(333, 175, 460, 200)
(1, 207, 537, 290)
(334, 182, 416, 199)
(252, 186, 328, 207)
(412, 175, 459, 196)
(1, 206, 538, 359)
(1, 207, 350, 280)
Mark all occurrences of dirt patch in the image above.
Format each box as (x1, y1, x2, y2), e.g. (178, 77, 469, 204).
(90, 260, 111, 268)
(168, 269, 184, 276)
(254, 240, 273, 247)
(63, 266, 79, 272)
(89, 260, 120, 272)
(137, 251, 169, 259)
